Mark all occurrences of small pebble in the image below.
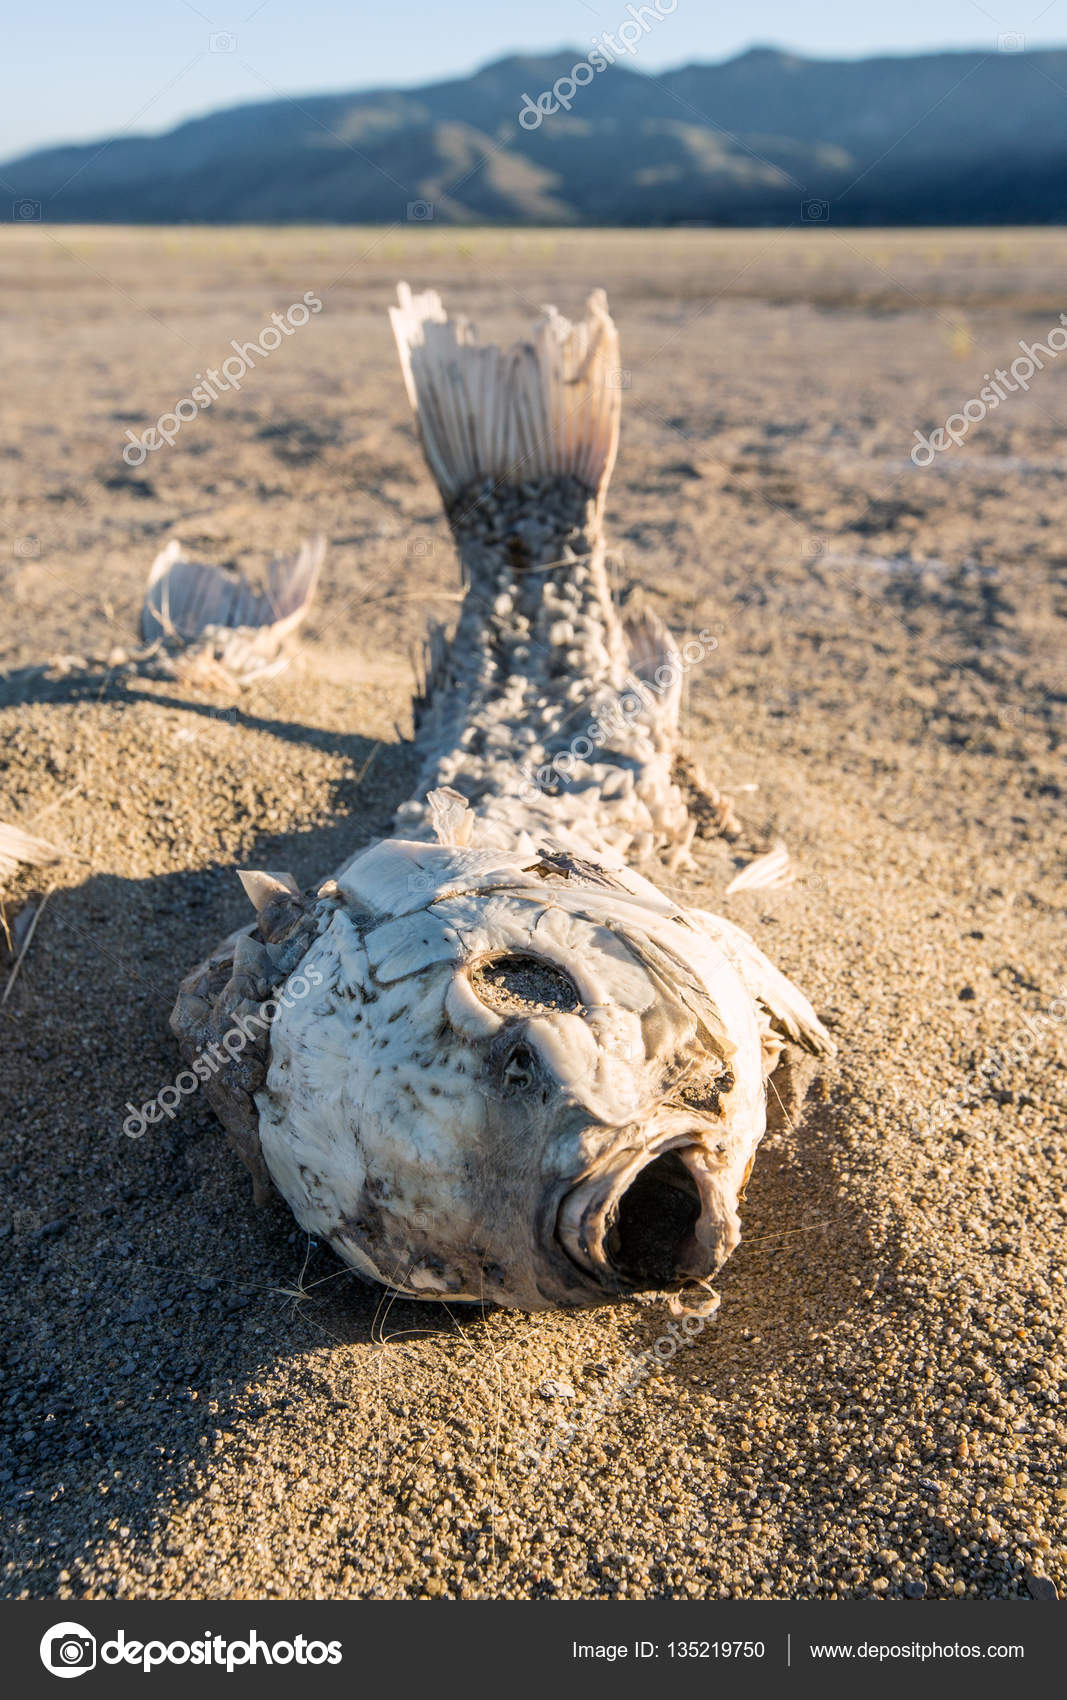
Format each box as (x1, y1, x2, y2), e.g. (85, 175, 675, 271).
(1026, 1572, 1058, 1601)
(538, 1379, 574, 1401)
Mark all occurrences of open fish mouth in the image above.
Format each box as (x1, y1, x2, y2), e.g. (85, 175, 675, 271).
(556, 1136, 726, 1297)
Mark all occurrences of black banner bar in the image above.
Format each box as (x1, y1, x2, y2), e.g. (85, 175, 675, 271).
(4, 1601, 1061, 1698)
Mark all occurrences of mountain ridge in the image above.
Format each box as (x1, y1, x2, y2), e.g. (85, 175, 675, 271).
(6, 45, 1067, 225)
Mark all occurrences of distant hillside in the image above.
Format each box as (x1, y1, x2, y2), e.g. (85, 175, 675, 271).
(6, 45, 1067, 225)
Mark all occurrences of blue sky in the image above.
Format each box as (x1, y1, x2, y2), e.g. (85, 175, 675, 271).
(3, 0, 1064, 157)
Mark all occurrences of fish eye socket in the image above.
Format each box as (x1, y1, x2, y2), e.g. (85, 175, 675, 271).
(469, 952, 580, 1016)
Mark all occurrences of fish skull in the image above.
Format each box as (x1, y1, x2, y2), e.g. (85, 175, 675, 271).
(255, 838, 765, 1310)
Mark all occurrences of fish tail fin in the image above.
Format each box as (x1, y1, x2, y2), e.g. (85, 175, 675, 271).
(388, 282, 622, 515)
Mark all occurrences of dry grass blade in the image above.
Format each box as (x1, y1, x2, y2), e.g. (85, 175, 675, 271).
(1, 885, 54, 1008)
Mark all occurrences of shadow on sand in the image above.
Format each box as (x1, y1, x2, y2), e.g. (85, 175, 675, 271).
(0, 669, 880, 1597)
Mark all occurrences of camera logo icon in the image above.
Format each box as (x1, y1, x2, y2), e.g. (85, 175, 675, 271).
(405, 867, 439, 902)
(997, 32, 1025, 52)
(12, 199, 42, 221)
(210, 31, 237, 53)
(801, 198, 830, 222)
(40, 1623, 96, 1678)
(406, 200, 435, 222)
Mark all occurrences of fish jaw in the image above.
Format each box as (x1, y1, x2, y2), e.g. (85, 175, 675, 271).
(555, 1130, 744, 1296)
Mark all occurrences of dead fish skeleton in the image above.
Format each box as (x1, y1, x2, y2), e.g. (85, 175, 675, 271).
(171, 284, 834, 1313)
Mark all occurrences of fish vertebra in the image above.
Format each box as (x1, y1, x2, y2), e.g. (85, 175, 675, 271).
(171, 284, 833, 1312)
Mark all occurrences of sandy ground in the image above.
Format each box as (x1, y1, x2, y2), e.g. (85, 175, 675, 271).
(0, 227, 1064, 1601)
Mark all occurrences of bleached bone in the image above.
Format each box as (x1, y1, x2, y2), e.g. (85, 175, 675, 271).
(141, 535, 324, 685)
(170, 285, 834, 1315)
(237, 871, 301, 913)
(427, 787, 476, 847)
(0, 822, 62, 886)
(725, 842, 795, 896)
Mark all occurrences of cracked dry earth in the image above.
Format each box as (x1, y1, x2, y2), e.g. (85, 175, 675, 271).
(0, 227, 1064, 1601)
